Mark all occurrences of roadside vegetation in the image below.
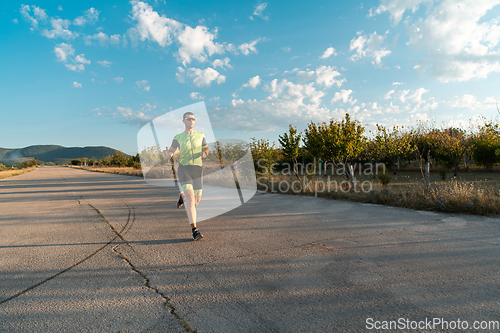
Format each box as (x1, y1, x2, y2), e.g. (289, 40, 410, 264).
(61, 113, 500, 217)
(0, 159, 39, 179)
(68, 152, 143, 177)
(250, 114, 500, 217)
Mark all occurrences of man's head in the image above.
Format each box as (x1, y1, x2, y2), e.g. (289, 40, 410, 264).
(182, 112, 196, 129)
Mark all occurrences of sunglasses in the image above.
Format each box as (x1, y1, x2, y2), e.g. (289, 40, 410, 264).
(184, 118, 196, 121)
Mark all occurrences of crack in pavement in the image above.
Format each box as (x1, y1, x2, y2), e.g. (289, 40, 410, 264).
(92, 200, 197, 333)
(111, 244, 197, 333)
(0, 200, 133, 305)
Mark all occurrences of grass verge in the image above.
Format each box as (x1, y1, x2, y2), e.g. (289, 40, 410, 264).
(69, 165, 500, 217)
(0, 167, 37, 180)
(257, 170, 500, 217)
(69, 165, 143, 177)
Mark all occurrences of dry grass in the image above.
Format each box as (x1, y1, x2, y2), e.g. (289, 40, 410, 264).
(69, 165, 143, 177)
(257, 169, 500, 217)
(69, 164, 500, 217)
(0, 167, 37, 179)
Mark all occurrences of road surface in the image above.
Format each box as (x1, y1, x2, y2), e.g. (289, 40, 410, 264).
(1, 167, 499, 332)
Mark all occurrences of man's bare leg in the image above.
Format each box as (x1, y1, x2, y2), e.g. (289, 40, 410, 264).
(185, 191, 203, 240)
(184, 189, 196, 227)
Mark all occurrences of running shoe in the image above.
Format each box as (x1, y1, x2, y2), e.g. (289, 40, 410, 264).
(192, 228, 203, 241)
(176, 193, 184, 209)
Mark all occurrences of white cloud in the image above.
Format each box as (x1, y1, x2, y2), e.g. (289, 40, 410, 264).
(370, 87, 436, 116)
(332, 89, 356, 105)
(75, 54, 90, 64)
(212, 57, 232, 69)
(315, 65, 344, 88)
(320, 47, 337, 59)
(136, 80, 151, 91)
(392, 81, 403, 85)
(250, 2, 269, 20)
(177, 25, 225, 65)
(114, 77, 124, 83)
(368, 0, 432, 25)
(86, 33, 121, 47)
(98, 60, 112, 67)
(349, 31, 391, 66)
(181, 67, 226, 87)
(398, 90, 409, 103)
(117, 106, 153, 125)
(409, 87, 428, 104)
(239, 38, 263, 55)
(20, 5, 47, 28)
(406, 0, 500, 82)
(41, 18, 78, 39)
(384, 89, 395, 99)
(109, 34, 121, 45)
(73, 81, 82, 88)
(176, 67, 185, 83)
(190, 92, 205, 100)
(83, 32, 112, 46)
(447, 94, 497, 110)
(58, 5, 63, 11)
(265, 78, 325, 107)
(20, 5, 36, 27)
(33, 6, 48, 20)
(12, 18, 19, 24)
(54, 43, 74, 62)
(209, 78, 341, 131)
(128, 1, 182, 47)
(242, 75, 262, 89)
(65, 64, 84, 72)
(296, 66, 345, 88)
(282, 47, 291, 52)
(410, 112, 432, 124)
(73, 8, 99, 26)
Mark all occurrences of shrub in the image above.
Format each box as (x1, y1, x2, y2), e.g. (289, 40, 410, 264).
(378, 171, 392, 187)
(438, 166, 447, 180)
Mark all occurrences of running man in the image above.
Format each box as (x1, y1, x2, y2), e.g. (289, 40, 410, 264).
(164, 112, 209, 241)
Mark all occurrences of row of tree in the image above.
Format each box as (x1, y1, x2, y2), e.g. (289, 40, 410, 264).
(0, 159, 40, 170)
(71, 152, 141, 168)
(255, 114, 500, 187)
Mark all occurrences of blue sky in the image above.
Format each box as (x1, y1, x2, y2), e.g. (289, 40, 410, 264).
(2, 0, 500, 154)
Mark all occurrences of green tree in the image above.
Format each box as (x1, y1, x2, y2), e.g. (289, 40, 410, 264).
(278, 125, 302, 180)
(375, 125, 415, 175)
(434, 127, 472, 176)
(304, 113, 365, 183)
(250, 138, 279, 175)
(100, 156, 112, 166)
(110, 152, 128, 166)
(70, 158, 82, 166)
(471, 121, 500, 167)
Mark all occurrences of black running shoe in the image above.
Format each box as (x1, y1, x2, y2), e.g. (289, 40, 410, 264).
(192, 228, 203, 241)
(176, 193, 184, 209)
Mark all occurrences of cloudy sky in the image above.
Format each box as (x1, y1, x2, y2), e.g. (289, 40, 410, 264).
(2, 0, 500, 154)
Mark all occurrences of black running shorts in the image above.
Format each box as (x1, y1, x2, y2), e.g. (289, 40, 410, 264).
(177, 164, 203, 195)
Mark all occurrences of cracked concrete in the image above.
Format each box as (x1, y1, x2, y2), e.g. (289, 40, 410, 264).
(1, 166, 500, 332)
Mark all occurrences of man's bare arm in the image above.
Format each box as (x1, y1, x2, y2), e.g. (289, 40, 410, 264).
(164, 147, 177, 159)
(201, 146, 209, 158)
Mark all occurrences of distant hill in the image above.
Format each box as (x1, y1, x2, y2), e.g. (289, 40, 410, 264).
(0, 148, 14, 160)
(0, 145, 125, 164)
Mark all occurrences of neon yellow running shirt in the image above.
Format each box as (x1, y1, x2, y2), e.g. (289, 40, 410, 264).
(170, 131, 208, 166)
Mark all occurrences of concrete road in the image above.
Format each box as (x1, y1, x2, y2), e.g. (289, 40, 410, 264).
(1, 167, 499, 332)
